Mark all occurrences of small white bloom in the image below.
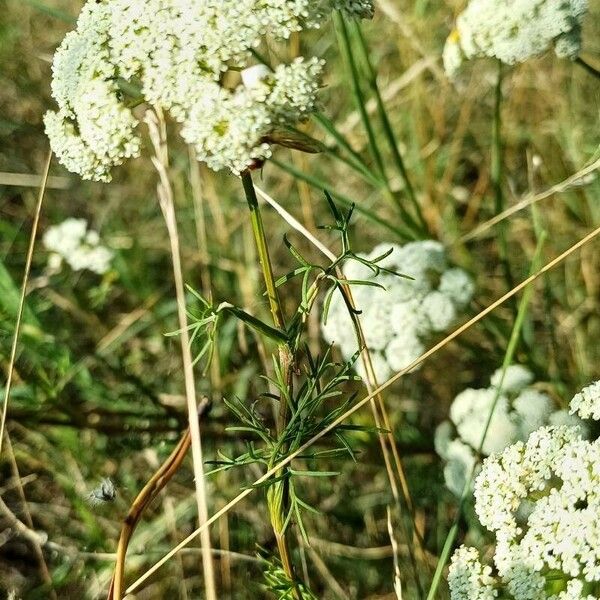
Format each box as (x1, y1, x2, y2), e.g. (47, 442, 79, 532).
(513, 389, 555, 438)
(450, 388, 518, 456)
(43, 218, 113, 275)
(443, 0, 588, 77)
(439, 268, 475, 308)
(421, 290, 457, 332)
(384, 331, 424, 373)
(549, 409, 589, 438)
(448, 546, 498, 599)
(434, 420, 455, 460)
(241, 64, 271, 89)
(444, 438, 478, 497)
(443, 31, 465, 78)
(490, 365, 534, 395)
(550, 579, 596, 600)
(321, 241, 473, 380)
(570, 380, 600, 421)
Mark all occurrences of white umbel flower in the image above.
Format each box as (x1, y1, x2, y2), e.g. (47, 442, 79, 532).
(443, 438, 478, 497)
(450, 378, 600, 600)
(443, 0, 588, 77)
(44, 1, 141, 182)
(570, 380, 600, 421)
(490, 364, 534, 395)
(43, 218, 113, 275)
(448, 546, 498, 599)
(321, 241, 473, 381)
(450, 388, 518, 456)
(437, 365, 585, 496)
(45, 0, 373, 181)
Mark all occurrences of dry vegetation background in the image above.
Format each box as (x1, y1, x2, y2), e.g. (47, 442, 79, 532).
(1, 0, 599, 598)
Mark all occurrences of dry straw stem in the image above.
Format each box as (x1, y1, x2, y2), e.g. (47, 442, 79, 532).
(144, 109, 217, 600)
(0, 148, 55, 597)
(387, 507, 403, 600)
(108, 408, 203, 599)
(127, 221, 600, 595)
(0, 148, 52, 454)
(0, 171, 69, 189)
(461, 154, 600, 242)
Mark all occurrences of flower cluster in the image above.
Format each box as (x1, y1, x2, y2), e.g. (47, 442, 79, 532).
(321, 241, 474, 382)
(449, 380, 600, 600)
(443, 0, 588, 78)
(43, 218, 113, 275)
(570, 380, 600, 421)
(45, 0, 373, 181)
(435, 365, 586, 496)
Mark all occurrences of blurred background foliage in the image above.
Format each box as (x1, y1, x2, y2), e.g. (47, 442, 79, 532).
(0, 0, 599, 598)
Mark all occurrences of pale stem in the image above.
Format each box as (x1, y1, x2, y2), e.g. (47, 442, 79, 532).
(144, 109, 217, 600)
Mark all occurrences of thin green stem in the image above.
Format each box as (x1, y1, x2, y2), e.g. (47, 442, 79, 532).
(491, 62, 514, 290)
(333, 11, 421, 236)
(242, 172, 286, 331)
(333, 11, 386, 180)
(426, 234, 546, 600)
(241, 171, 301, 599)
(313, 112, 385, 187)
(272, 158, 415, 240)
(351, 20, 428, 234)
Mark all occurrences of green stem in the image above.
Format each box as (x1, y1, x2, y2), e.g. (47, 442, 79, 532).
(313, 112, 385, 188)
(351, 20, 428, 235)
(426, 234, 546, 600)
(242, 172, 286, 331)
(333, 11, 386, 181)
(575, 56, 600, 79)
(491, 62, 514, 290)
(272, 158, 415, 240)
(333, 11, 421, 236)
(241, 171, 301, 599)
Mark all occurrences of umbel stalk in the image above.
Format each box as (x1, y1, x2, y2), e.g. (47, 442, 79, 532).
(241, 170, 302, 598)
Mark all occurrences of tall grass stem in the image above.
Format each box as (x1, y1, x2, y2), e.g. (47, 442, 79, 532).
(0, 148, 51, 454)
(351, 20, 427, 234)
(145, 109, 217, 600)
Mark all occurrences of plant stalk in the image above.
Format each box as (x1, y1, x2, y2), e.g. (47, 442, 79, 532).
(241, 170, 301, 598)
(575, 56, 600, 79)
(333, 11, 421, 237)
(351, 19, 428, 235)
(492, 62, 514, 290)
(145, 109, 217, 600)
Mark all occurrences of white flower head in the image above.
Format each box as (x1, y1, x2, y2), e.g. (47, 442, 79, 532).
(45, 0, 373, 180)
(444, 438, 478, 497)
(438, 365, 586, 496)
(570, 380, 600, 421)
(321, 241, 474, 381)
(443, 0, 589, 78)
(241, 64, 272, 90)
(450, 388, 518, 456)
(448, 546, 498, 599)
(490, 365, 534, 395)
(43, 218, 113, 275)
(454, 424, 600, 598)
